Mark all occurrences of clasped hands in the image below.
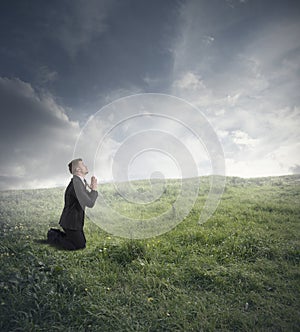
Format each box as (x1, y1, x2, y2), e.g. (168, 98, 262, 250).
(88, 176, 98, 190)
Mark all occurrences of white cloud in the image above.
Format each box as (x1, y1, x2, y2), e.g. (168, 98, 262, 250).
(172, 72, 214, 109)
(101, 86, 144, 105)
(202, 35, 215, 46)
(36, 66, 58, 85)
(225, 157, 280, 178)
(227, 94, 240, 106)
(231, 130, 259, 149)
(173, 72, 206, 91)
(290, 164, 300, 174)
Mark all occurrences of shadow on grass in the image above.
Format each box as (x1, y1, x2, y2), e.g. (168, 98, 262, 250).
(34, 239, 48, 245)
(33, 238, 71, 251)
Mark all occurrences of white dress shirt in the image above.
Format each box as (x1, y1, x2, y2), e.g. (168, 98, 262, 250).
(74, 174, 87, 186)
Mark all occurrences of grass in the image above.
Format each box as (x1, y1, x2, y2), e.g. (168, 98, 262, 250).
(0, 175, 299, 331)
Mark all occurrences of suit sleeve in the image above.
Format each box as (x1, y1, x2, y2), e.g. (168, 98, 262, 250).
(73, 176, 98, 209)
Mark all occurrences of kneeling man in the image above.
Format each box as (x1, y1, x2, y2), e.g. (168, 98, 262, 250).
(55, 158, 98, 250)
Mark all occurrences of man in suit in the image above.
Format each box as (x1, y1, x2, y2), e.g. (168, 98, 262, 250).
(48, 158, 98, 250)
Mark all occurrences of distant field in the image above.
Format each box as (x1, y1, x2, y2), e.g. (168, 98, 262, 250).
(0, 175, 299, 331)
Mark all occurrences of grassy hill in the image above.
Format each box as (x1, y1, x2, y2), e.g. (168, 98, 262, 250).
(0, 175, 299, 331)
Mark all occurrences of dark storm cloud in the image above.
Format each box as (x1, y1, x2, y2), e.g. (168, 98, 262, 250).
(0, 0, 181, 115)
(0, 77, 79, 189)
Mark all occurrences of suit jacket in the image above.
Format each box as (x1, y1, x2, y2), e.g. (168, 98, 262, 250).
(59, 175, 98, 230)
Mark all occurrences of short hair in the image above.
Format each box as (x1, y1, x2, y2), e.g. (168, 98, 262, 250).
(68, 158, 82, 174)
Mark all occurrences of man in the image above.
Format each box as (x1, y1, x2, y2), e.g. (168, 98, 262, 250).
(48, 158, 98, 250)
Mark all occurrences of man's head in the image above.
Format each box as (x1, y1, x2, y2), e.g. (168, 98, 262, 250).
(68, 158, 88, 176)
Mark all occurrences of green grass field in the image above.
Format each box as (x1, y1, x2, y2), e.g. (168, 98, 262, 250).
(0, 175, 299, 331)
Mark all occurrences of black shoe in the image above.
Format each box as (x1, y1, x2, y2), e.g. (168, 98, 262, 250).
(47, 228, 62, 245)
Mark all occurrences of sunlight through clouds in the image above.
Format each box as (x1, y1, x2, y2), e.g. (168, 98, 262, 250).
(170, 0, 300, 177)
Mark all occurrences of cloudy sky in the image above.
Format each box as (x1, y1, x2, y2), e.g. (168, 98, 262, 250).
(0, 0, 299, 190)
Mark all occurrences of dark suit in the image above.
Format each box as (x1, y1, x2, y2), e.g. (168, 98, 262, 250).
(58, 175, 98, 250)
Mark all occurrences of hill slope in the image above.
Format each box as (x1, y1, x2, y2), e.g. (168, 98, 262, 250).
(0, 175, 299, 331)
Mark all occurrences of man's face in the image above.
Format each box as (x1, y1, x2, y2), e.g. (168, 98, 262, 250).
(78, 160, 88, 175)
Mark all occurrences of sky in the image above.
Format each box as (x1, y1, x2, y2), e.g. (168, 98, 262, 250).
(0, 0, 299, 190)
